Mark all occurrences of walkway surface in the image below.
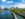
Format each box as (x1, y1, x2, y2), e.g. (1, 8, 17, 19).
(12, 12, 24, 19)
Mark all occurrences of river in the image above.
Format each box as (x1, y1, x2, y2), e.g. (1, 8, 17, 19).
(0, 10, 24, 19)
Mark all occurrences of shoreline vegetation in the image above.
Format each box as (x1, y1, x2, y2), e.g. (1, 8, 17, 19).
(11, 12, 25, 19)
(11, 8, 25, 13)
(9, 8, 25, 19)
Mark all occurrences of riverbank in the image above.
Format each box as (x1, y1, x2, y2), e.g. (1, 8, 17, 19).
(11, 12, 24, 19)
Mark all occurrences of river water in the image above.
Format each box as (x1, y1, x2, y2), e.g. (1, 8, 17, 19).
(0, 10, 14, 19)
(0, 10, 24, 19)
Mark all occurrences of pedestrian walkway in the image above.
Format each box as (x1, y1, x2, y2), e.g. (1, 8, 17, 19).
(12, 12, 24, 19)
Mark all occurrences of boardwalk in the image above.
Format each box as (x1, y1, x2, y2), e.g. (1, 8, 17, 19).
(12, 12, 24, 19)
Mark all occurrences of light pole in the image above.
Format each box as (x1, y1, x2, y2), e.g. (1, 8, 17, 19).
(0, 0, 2, 18)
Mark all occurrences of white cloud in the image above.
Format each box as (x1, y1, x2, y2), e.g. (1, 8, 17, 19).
(14, 3, 25, 8)
(1, 5, 6, 9)
(22, 0, 24, 2)
(2, 0, 6, 2)
(6, 1, 13, 3)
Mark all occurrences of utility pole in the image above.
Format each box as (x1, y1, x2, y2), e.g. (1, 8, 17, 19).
(0, 0, 2, 19)
(0, 0, 1, 9)
(0, 0, 1, 16)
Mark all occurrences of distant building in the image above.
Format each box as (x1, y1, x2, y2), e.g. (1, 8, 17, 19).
(4, 7, 8, 11)
(10, 7, 15, 9)
(16, 7, 19, 9)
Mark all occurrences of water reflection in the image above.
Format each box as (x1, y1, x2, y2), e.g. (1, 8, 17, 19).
(1, 11, 12, 16)
(0, 9, 14, 19)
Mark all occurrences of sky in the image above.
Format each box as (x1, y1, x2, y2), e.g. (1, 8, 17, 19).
(0, 0, 25, 9)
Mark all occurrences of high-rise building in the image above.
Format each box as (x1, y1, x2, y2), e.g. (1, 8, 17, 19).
(16, 7, 19, 9)
(10, 7, 15, 9)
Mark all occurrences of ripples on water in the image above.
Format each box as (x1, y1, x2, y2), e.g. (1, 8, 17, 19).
(0, 10, 14, 19)
(0, 10, 24, 19)
(1, 11, 12, 16)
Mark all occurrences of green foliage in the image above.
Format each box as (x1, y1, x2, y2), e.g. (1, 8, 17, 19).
(9, 8, 25, 17)
(11, 8, 25, 13)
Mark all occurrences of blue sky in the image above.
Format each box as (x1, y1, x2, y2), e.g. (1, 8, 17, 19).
(0, 0, 25, 9)
(1, 0, 22, 5)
